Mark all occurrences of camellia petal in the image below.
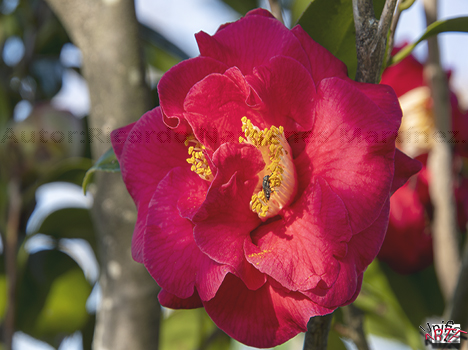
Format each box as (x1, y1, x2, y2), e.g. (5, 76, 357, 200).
(144, 166, 232, 300)
(195, 13, 310, 76)
(246, 55, 316, 131)
(112, 107, 188, 262)
(158, 56, 228, 129)
(245, 177, 351, 293)
(203, 274, 333, 348)
(291, 25, 348, 84)
(304, 77, 399, 233)
(158, 289, 203, 309)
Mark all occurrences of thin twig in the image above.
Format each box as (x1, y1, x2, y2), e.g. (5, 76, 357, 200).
(386, 0, 402, 67)
(4, 179, 22, 350)
(423, 0, 461, 301)
(268, 0, 284, 24)
(303, 313, 334, 350)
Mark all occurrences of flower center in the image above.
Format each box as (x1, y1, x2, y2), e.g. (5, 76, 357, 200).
(398, 86, 435, 158)
(185, 135, 214, 181)
(239, 117, 297, 219)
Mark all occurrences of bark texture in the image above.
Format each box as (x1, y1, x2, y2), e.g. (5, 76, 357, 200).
(43, 1, 161, 349)
(352, 0, 398, 83)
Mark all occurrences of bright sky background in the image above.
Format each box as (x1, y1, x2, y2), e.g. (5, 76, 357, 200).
(20, 0, 468, 349)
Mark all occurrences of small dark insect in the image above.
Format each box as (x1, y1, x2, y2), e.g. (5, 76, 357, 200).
(263, 175, 271, 201)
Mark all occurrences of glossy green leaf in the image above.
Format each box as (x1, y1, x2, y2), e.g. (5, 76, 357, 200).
(160, 309, 231, 350)
(380, 263, 444, 330)
(294, 0, 386, 79)
(354, 261, 422, 349)
(399, 0, 416, 11)
(16, 249, 92, 347)
(34, 208, 97, 254)
(390, 17, 468, 65)
(145, 45, 182, 73)
(82, 148, 120, 193)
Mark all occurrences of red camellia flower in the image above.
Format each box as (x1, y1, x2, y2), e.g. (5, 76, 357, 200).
(379, 48, 468, 274)
(112, 10, 421, 347)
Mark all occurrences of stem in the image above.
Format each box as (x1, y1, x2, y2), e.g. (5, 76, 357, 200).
(423, 0, 461, 301)
(303, 313, 334, 350)
(353, 0, 398, 83)
(4, 179, 21, 350)
(386, 0, 402, 67)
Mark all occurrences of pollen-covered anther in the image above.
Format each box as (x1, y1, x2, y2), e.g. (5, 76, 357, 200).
(240, 117, 297, 219)
(185, 135, 213, 181)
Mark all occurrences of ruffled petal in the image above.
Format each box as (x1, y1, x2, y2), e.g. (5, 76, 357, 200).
(195, 13, 310, 76)
(391, 149, 422, 194)
(192, 142, 266, 290)
(246, 55, 316, 131)
(204, 274, 333, 348)
(117, 107, 190, 262)
(193, 172, 265, 290)
(291, 25, 348, 84)
(184, 68, 264, 151)
(245, 177, 352, 292)
(158, 56, 228, 129)
(304, 77, 400, 234)
(304, 200, 390, 308)
(144, 167, 231, 300)
(158, 289, 203, 309)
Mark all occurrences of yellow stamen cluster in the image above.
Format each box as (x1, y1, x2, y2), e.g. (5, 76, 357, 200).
(185, 135, 213, 181)
(239, 117, 296, 219)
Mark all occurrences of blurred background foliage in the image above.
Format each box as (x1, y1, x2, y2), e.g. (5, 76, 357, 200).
(0, 0, 466, 349)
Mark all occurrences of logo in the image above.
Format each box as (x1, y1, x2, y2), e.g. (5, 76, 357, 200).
(420, 320, 467, 348)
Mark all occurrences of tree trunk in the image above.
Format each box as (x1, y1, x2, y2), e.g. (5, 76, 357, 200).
(43, 0, 161, 349)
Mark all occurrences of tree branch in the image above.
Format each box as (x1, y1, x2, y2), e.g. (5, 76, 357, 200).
(353, 0, 398, 83)
(423, 0, 461, 301)
(303, 313, 334, 350)
(43, 1, 161, 349)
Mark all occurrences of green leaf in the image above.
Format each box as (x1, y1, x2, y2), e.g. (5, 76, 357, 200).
(294, 0, 386, 79)
(390, 17, 468, 65)
(82, 148, 120, 193)
(354, 261, 423, 349)
(16, 249, 92, 347)
(380, 263, 444, 330)
(145, 44, 182, 73)
(327, 328, 348, 350)
(160, 309, 231, 350)
(34, 208, 97, 255)
(399, 0, 416, 11)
